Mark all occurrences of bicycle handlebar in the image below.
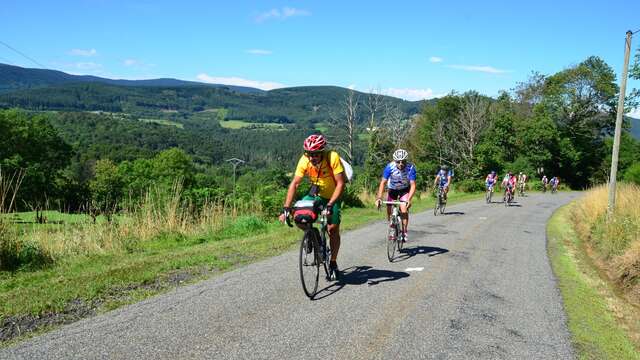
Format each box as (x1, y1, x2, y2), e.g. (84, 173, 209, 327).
(381, 201, 408, 205)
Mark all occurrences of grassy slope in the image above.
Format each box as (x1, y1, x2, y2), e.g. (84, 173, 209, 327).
(547, 205, 640, 359)
(0, 192, 481, 339)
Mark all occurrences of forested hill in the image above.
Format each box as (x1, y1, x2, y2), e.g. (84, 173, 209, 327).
(0, 63, 263, 93)
(0, 77, 424, 125)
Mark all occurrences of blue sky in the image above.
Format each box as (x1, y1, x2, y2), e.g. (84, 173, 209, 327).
(1, 0, 639, 108)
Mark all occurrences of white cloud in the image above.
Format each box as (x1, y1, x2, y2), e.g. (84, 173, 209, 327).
(347, 84, 357, 90)
(123, 59, 138, 66)
(245, 49, 273, 55)
(447, 64, 511, 74)
(256, 7, 310, 22)
(69, 48, 97, 57)
(429, 56, 443, 63)
(196, 74, 286, 90)
(382, 88, 443, 101)
(628, 107, 640, 119)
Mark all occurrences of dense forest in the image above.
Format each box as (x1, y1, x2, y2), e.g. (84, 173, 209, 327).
(1, 55, 640, 217)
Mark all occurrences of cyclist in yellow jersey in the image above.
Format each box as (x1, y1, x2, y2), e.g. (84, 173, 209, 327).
(279, 134, 346, 277)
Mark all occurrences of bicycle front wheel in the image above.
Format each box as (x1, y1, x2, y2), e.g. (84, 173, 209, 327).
(387, 222, 398, 262)
(299, 229, 319, 298)
(433, 194, 440, 216)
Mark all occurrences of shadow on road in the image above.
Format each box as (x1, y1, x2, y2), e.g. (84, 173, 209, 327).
(442, 211, 465, 216)
(393, 245, 449, 262)
(312, 266, 409, 300)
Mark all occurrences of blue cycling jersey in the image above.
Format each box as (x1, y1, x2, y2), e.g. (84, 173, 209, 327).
(436, 170, 452, 187)
(382, 162, 417, 190)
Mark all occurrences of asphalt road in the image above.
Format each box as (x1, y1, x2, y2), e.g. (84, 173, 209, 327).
(2, 192, 579, 359)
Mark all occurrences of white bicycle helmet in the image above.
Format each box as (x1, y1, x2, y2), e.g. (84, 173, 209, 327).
(393, 149, 409, 161)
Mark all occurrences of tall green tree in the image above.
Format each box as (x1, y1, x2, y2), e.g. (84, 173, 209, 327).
(541, 56, 618, 187)
(0, 109, 72, 210)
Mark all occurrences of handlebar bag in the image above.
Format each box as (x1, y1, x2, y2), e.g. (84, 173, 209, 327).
(293, 199, 320, 224)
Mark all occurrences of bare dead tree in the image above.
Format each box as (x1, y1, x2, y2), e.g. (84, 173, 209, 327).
(365, 87, 384, 132)
(327, 89, 359, 163)
(455, 92, 490, 172)
(382, 103, 410, 147)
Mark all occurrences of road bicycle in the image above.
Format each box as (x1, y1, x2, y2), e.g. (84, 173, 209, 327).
(485, 184, 494, 204)
(551, 183, 558, 194)
(380, 200, 407, 262)
(286, 200, 333, 299)
(518, 182, 526, 197)
(504, 186, 514, 207)
(434, 186, 446, 215)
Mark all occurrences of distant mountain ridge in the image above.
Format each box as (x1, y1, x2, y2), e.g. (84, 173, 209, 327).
(0, 63, 263, 93)
(0, 64, 426, 125)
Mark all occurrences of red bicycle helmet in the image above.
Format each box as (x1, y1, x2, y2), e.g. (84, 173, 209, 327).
(303, 134, 327, 152)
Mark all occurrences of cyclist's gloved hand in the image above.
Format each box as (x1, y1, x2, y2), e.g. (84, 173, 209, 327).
(375, 198, 382, 209)
(406, 200, 412, 209)
(322, 203, 333, 216)
(279, 207, 291, 223)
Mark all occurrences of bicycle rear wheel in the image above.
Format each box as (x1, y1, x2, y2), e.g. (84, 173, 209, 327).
(299, 229, 319, 298)
(433, 193, 440, 216)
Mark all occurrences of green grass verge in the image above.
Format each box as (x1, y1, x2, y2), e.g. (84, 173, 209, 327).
(0, 191, 481, 344)
(547, 205, 640, 359)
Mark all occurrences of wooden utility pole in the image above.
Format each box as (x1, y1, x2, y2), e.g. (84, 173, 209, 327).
(608, 30, 633, 217)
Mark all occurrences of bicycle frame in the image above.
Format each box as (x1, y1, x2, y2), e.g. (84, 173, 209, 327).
(381, 200, 407, 261)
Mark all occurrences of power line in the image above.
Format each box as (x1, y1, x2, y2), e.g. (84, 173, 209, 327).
(0, 40, 46, 68)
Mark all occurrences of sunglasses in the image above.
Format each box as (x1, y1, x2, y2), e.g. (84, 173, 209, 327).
(305, 151, 323, 158)
(395, 160, 406, 164)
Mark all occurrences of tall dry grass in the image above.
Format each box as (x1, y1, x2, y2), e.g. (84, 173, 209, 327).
(571, 183, 640, 301)
(9, 182, 264, 267)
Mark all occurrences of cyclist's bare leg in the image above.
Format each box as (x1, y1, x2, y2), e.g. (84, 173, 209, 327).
(444, 186, 450, 201)
(327, 223, 340, 262)
(399, 203, 409, 234)
(386, 204, 392, 222)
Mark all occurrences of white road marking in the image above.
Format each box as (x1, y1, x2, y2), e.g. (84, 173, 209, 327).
(479, 217, 487, 220)
(405, 267, 424, 272)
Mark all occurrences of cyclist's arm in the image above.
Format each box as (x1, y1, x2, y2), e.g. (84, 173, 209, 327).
(407, 180, 416, 201)
(283, 175, 303, 208)
(327, 171, 345, 207)
(376, 178, 388, 201)
(433, 175, 440, 187)
(446, 175, 452, 187)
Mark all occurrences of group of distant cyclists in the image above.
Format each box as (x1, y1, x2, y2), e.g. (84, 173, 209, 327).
(279, 133, 561, 281)
(485, 170, 560, 201)
(278, 134, 451, 280)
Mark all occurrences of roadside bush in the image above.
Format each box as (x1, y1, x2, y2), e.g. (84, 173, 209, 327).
(623, 162, 640, 185)
(0, 222, 52, 271)
(456, 179, 485, 193)
(341, 186, 365, 208)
